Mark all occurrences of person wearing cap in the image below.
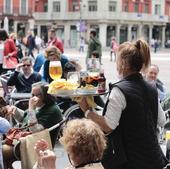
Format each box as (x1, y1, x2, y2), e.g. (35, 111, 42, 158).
(86, 29, 102, 64)
(48, 28, 64, 53)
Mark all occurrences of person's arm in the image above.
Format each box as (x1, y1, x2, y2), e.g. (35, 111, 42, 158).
(33, 139, 56, 169)
(157, 101, 166, 127)
(36, 73, 42, 82)
(56, 39, 64, 53)
(158, 85, 167, 102)
(7, 71, 19, 86)
(8, 39, 17, 57)
(78, 87, 126, 134)
(0, 117, 10, 134)
(43, 61, 49, 82)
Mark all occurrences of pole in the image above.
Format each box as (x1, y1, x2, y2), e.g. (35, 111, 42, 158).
(80, 0, 82, 39)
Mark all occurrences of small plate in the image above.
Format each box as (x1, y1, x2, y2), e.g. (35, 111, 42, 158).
(55, 89, 75, 95)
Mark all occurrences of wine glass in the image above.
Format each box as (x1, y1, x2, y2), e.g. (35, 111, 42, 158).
(67, 72, 80, 85)
(87, 58, 101, 77)
(49, 61, 62, 80)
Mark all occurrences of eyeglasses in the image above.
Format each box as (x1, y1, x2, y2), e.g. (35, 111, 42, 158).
(23, 64, 31, 67)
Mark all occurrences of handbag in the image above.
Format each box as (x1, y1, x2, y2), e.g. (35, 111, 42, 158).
(5, 127, 32, 146)
(4, 122, 37, 146)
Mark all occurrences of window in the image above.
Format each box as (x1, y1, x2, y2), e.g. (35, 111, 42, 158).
(134, 2, 139, 12)
(109, 1, 117, 12)
(155, 4, 161, 15)
(5, 0, 11, 14)
(143, 3, 149, 13)
(21, 0, 27, 15)
(88, 0, 97, 12)
(53, 1, 60, 12)
(72, 0, 79, 11)
(123, 1, 128, 12)
(44, 2, 48, 12)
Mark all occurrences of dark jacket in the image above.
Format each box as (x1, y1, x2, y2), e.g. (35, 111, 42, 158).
(7, 71, 42, 93)
(27, 35, 36, 50)
(22, 103, 63, 148)
(43, 55, 69, 83)
(102, 73, 167, 169)
(87, 36, 102, 59)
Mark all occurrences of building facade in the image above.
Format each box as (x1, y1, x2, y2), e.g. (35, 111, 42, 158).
(33, 0, 169, 48)
(0, 0, 34, 34)
(0, 0, 169, 48)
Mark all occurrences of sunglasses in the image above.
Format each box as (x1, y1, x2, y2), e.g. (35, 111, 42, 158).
(23, 64, 31, 67)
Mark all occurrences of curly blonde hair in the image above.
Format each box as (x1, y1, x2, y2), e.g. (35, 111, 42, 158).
(59, 119, 106, 164)
(45, 46, 61, 60)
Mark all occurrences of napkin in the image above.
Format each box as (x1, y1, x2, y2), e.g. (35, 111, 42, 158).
(72, 96, 97, 108)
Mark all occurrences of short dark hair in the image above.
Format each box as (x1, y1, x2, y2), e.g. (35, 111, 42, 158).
(92, 51, 99, 58)
(90, 29, 97, 37)
(21, 56, 33, 65)
(0, 29, 9, 41)
(49, 28, 56, 33)
(64, 61, 77, 73)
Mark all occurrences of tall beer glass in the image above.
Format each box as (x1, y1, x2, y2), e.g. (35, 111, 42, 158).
(49, 61, 62, 80)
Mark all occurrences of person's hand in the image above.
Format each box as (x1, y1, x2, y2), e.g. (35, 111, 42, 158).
(5, 105, 17, 117)
(77, 97, 90, 112)
(29, 96, 39, 111)
(7, 53, 12, 58)
(16, 63, 24, 71)
(34, 139, 49, 156)
(0, 105, 16, 118)
(38, 149, 56, 169)
(34, 139, 56, 169)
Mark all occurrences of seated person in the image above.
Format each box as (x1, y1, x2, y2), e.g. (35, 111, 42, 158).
(2, 82, 63, 169)
(33, 53, 46, 72)
(63, 60, 81, 79)
(33, 119, 106, 169)
(56, 60, 84, 119)
(0, 117, 10, 169)
(7, 57, 42, 93)
(145, 64, 167, 102)
(4, 81, 63, 147)
(43, 46, 69, 83)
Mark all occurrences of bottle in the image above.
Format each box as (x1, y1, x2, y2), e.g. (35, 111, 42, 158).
(97, 70, 106, 93)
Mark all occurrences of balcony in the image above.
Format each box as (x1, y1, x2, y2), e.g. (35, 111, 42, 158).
(33, 11, 168, 24)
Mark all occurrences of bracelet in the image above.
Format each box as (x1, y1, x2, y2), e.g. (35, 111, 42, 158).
(85, 108, 92, 118)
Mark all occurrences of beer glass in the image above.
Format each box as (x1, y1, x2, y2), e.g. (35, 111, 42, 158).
(49, 61, 62, 80)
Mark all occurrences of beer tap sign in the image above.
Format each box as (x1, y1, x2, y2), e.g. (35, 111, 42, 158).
(49, 61, 62, 80)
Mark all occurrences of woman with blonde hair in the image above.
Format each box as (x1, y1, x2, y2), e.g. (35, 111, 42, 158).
(43, 46, 68, 82)
(33, 119, 106, 169)
(78, 39, 167, 169)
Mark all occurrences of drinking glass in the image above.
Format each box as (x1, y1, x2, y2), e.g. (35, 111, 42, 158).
(49, 61, 62, 80)
(67, 72, 80, 85)
(87, 58, 101, 77)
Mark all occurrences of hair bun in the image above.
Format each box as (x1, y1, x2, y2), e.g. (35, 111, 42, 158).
(135, 40, 141, 50)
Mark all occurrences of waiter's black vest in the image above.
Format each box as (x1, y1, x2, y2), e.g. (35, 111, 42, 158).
(102, 73, 167, 169)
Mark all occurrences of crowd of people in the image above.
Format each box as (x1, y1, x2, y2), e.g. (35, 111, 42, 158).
(0, 27, 170, 169)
